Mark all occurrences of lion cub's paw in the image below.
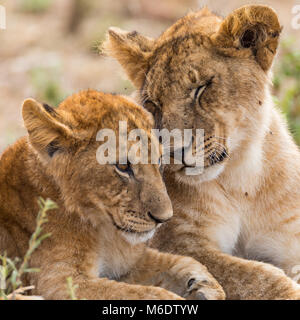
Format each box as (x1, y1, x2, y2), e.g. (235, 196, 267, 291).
(184, 276, 225, 300)
(174, 258, 225, 300)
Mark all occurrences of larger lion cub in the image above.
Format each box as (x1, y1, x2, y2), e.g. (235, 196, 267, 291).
(105, 5, 300, 299)
(0, 90, 224, 300)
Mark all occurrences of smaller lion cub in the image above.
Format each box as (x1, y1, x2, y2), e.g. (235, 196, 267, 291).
(0, 90, 224, 300)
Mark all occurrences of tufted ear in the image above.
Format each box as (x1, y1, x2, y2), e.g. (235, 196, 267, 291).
(211, 5, 282, 71)
(22, 98, 73, 158)
(103, 27, 154, 88)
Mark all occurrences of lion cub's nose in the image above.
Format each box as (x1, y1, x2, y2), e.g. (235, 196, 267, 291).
(148, 211, 173, 224)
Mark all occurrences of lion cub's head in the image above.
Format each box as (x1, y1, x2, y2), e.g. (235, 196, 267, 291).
(22, 90, 172, 244)
(104, 5, 282, 184)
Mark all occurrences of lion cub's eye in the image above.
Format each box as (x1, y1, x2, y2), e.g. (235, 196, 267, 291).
(192, 77, 214, 105)
(194, 85, 206, 101)
(115, 163, 133, 177)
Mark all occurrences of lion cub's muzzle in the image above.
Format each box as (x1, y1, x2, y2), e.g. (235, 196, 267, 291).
(170, 136, 229, 170)
(114, 208, 172, 235)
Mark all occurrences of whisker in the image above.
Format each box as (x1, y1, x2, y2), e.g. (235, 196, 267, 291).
(214, 144, 230, 160)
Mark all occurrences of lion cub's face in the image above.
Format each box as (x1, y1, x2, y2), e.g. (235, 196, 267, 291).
(105, 5, 282, 184)
(22, 90, 173, 244)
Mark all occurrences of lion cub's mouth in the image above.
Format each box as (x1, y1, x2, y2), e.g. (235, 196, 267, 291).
(109, 213, 156, 236)
(112, 219, 157, 245)
(113, 221, 155, 234)
(170, 141, 228, 174)
(177, 147, 228, 172)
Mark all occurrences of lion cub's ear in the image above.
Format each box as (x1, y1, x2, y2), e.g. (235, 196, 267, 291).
(22, 99, 73, 158)
(103, 27, 154, 88)
(211, 5, 282, 71)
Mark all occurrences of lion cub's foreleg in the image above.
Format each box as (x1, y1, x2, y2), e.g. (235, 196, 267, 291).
(33, 260, 183, 300)
(121, 248, 225, 300)
(34, 248, 224, 300)
(203, 248, 300, 300)
(156, 238, 300, 300)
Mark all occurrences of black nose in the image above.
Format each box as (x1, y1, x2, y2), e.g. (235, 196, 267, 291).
(148, 212, 170, 224)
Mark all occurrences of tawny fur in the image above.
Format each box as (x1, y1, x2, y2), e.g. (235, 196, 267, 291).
(104, 5, 300, 299)
(0, 90, 224, 300)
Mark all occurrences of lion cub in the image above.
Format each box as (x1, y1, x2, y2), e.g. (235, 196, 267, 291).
(104, 5, 300, 299)
(0, 90, 224, 300)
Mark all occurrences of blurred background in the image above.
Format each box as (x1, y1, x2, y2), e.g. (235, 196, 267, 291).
(0, 0, 299, 153)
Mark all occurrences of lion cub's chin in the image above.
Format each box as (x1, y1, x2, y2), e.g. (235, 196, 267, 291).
(175, 164, 225, 186)
(121, 229, 156, 245)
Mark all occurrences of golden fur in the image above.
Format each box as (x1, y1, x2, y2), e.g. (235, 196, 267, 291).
(104, 5, 300, 299)
(0, 90, 225, 300)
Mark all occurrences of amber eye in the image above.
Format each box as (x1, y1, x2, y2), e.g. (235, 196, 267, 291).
(115, 163, 133, 177)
